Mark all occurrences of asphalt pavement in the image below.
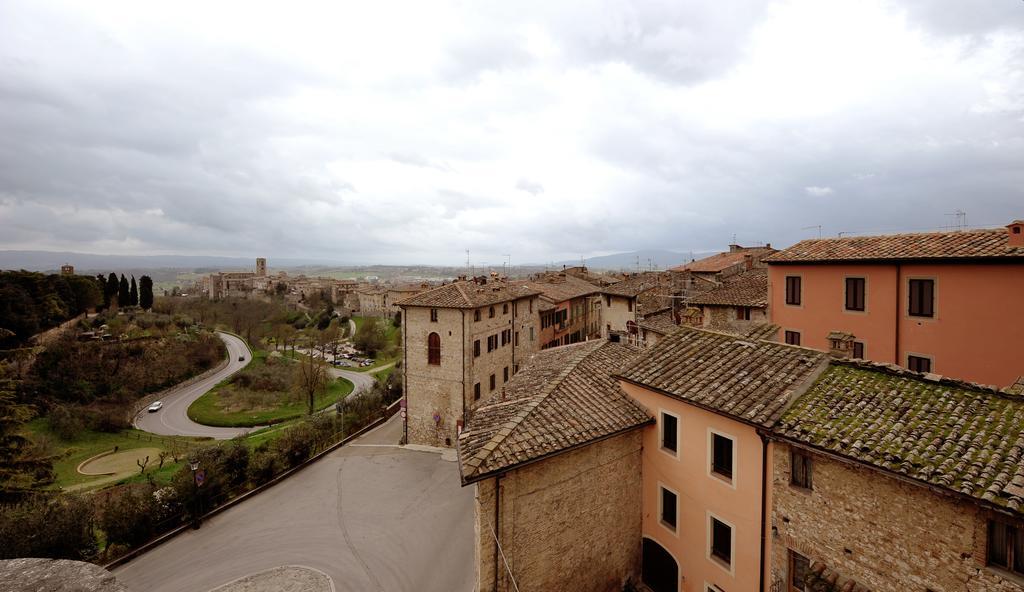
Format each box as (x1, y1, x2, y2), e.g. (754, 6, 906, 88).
(134, 332, 257, 439)
(113, 415, 475, 592)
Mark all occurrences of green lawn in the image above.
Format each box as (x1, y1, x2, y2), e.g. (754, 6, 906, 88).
(22, 419, 208, 491)
(188, 372, 354, 428)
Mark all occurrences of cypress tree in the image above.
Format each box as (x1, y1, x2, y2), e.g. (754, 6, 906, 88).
(105, 272, 119, 307)
(117, 275, 130, 308)
(129, 276, 138, 307)
(139, 276, 154, 310)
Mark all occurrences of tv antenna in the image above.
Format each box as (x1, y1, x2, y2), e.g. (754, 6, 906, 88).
(502, 254, 511, 277)
(946, 210, 968, 231)
(802, 225, 823, 239)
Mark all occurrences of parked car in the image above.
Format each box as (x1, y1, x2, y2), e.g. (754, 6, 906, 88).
(360, 360, 373, 367)
(238, 356, 245, 362)
(148, 401, 163, 413)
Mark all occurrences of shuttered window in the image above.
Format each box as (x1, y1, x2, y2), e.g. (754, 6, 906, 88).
(427, 332, 441, 365)
(845, 277, 865, 311)
(908, 279, 934, 317)
(785, 276, 801, 305)
(791, 450, 812, 489)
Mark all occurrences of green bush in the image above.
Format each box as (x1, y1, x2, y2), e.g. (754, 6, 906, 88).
(0, 494, 97, 560)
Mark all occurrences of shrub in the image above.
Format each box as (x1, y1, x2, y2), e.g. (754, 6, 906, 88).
(276, 424, 315, 468)
(98, 485, 159, 549)
(0, 494, 97, 560)
(48, 405, 86, 440)
(248, 449, 280, 485)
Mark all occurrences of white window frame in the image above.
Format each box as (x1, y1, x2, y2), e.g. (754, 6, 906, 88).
(707, 511, 736, 576)
(659, 410, 680, 460)
(707, 428, 737, 489)
(658, 482, 680, 537)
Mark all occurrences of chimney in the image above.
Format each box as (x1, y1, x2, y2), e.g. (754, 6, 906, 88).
(1008, 220, 1024, 248)
(744, 254, 753, 270)
(728, 244, 741, 252)
(827, 331, 855, 358)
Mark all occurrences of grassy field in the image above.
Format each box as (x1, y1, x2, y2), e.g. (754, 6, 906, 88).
(23, 419, 208, 491)
(187, 351, 354, 427)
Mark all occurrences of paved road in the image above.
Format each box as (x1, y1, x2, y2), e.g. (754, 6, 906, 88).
(113, 415, 475, 592)
(134, 332, 256, 440)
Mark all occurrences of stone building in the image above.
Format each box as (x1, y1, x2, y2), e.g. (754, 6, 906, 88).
(601, 272, 672, 344)
(616, 327, 827, 592)
(458, 340, 652, 592)
(669, 244, 776, 285)
(637, 308, 679, 348)
(60, 264, 74, 276)
(397, 277, 541, 447)
(685, 268, 769, 332)
(356, 287, 388, 316)
(514, 271, 602, 349)
(771, 359, 1024, 592)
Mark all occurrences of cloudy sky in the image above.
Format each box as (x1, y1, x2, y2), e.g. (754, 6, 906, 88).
(1, 0, 1022, 265)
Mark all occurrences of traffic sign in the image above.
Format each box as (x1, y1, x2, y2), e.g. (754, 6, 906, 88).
(195, 469, 206, 487)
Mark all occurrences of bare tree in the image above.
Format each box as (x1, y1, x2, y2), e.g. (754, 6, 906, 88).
(294, 332, 328, 415)
(136, 455, 150, 475)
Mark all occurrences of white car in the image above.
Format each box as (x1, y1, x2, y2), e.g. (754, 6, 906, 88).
(148, 401, 164, 413)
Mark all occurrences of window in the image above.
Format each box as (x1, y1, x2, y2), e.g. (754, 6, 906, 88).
(474, 383, 481, 401)
(736, 307, 750, 321)
(474, 309, 481, 322)
(529, 327, 534, 341)
(785, 276, 802, 306)
(606, 295, 612, 307)
(660, 486, 677, 531)
(487, 335, 497, 352)
(489, 374, 496, 391)
(489, 306, 495, 318)
(789, 550, 811, 591)
(473, 340, 480, 357)
(503, 303, 508, 315)
(514, 331, 519, 347)
(988, 520, 1024, 575)
(908, 354, 931, 373)
(706, 586, 725, 592)
(908, 278, 934, 317)
(430, 308, 438, 322)
(661, 412, 678, 455)
(427, 332, 441, 365)
(628, 299, 634, 312)
(853, 341, 864, 359)
(791, 450, 812, 489)
(501, 331, 507, 346)
(710, 517, 732, 566)
(845, 277, 866, 311)
(513, 364, 519, 374)
(784, 330, 801, 346)
(711, 433, 734, 480)
(529, 299, 533, 314)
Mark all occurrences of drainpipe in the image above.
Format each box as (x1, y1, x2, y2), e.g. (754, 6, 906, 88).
(494, 474, 502, 592)
(402, 306, 408, 444)
(894, 263, 901, 366)
(759, 431, 769, 592)
(462, 309, 466, 428)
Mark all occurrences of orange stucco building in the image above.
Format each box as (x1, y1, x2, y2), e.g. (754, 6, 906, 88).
(616, 327, 827, 592)
(766, 221, 1024, 388)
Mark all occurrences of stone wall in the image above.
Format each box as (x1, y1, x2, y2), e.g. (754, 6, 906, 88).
(474, 430, 644, 592)
(701, 304, 768, 332)
(771, 442, 1024, 592)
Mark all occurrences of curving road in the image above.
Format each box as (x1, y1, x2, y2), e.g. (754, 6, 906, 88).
(134, 332, 257, 440)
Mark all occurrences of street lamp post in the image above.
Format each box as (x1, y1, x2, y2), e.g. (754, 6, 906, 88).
(189, 458, 201, 529)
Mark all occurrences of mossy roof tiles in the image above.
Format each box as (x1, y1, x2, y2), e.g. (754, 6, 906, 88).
(777, 361, 1024, 515)
(617, 326, 828, 427)
(458, 340, 652, 484)
(765, 228, 1024, 263)
(688, 269, 768, 308)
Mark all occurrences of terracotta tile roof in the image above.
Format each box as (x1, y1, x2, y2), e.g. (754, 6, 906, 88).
(618, 327, 828, 427)
(638, 309, 679, 336)
(777, 360, 1024, 515)
(739, 323, 780, 341)
(458, 340, 652, 483)
(513, 273, 601, 304)
(765, 228, 1024, 263)
(688, 269, 768, 308)
(602, 272, 667, 297)
(396, 280, 541, 309)
(670, 248, 775, 273)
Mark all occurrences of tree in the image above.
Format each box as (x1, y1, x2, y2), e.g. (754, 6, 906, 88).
(117, 274, 130, 308)
(0, 375, 54, 499)
(96, 274, 107, 306)
(139, 276, 154, 310)
(105, 272, 119, 307)
(353, 318, 386, 357)
(129, 276, 139, 307)
(294, 333, 327, 415)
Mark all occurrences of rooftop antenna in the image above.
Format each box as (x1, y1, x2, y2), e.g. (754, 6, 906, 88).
(502, 254, 511, 277)
(802, 225, 823, 239)
(732, 233, 737, 244)
(946, 209, 968, 231)
(635, 255, 641, 274)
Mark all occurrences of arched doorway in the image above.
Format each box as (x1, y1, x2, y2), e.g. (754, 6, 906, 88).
(642, 537, 678, 592)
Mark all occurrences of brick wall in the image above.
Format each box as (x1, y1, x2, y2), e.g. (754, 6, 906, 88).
(771, 442, 1024, 591)
(474, 431, 644, 592)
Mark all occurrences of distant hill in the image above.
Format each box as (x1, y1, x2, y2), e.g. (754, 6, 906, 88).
(0, 251, 338, 273)
(553, 249, 716, 271)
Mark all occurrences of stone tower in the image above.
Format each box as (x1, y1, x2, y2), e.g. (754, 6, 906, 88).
(256, 258, 267, 277)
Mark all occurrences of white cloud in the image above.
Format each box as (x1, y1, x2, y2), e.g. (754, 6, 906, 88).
(805, 186, 835, 197)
